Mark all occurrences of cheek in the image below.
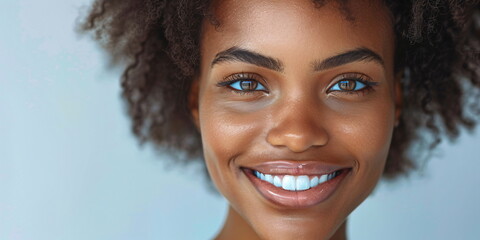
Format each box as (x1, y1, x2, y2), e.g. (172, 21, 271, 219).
(331, 99, 395, 201)
(201, 108, 261, 158)
(338, 110, 393, 163)
(199, 101, 264, 194)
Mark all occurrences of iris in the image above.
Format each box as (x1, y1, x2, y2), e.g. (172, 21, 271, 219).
(330, 79, 367, 92)
(229, 80, 266, 91)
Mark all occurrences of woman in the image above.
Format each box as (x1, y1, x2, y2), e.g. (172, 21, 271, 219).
(80, 0, 480, 239)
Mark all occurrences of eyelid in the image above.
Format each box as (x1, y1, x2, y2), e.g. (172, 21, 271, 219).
(216, 72, 269, 92)
(326, 72, 378, 93)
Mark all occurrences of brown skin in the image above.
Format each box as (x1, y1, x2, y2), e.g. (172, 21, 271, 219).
(189, 0, 402, 239)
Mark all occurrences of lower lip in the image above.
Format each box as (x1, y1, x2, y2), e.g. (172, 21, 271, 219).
(243, 168, 350, 209)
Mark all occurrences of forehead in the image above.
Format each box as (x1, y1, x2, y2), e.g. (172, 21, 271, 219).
(201, 0, 395, 73)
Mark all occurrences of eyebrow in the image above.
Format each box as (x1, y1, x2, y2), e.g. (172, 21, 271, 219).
(312, 47, 384, 71)
(211, 47, 284, 72)
(211, 46, 384, 72)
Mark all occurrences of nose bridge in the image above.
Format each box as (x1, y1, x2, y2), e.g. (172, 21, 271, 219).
(266, 93, 329, 153)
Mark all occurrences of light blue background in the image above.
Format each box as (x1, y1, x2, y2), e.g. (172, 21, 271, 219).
(1, 0, 479, 239)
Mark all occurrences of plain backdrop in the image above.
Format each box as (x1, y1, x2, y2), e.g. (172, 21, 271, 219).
(1, 0, 479, 239)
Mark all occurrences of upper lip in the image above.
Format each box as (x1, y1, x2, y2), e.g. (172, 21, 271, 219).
(243, 160, 351, 176)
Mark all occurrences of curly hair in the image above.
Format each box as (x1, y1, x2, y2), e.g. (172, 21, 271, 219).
(78, 0, 480, 181)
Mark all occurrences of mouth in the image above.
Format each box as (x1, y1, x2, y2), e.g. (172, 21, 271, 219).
(241, 161, 351, 208)
(250, 169, 344, 191)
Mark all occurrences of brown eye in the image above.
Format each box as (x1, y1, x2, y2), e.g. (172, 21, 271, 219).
(240, 80, 258, 91)
(338, 80, 356, 91)
(217, 72, 268, 93)
(327, 73, 376, 93)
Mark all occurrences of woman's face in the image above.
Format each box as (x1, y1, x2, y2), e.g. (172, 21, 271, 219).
(190, 0, 401, 238)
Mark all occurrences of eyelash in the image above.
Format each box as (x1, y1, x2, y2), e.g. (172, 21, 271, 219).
(327, 73, 378, 96)
(216, 73, 268, 95)
(216, 72, 378, 96)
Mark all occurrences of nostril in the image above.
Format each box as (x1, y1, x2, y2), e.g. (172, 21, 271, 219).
(266, 127, 329, 153)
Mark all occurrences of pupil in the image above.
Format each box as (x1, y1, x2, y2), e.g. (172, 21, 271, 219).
(241, 80, 257, 90)
(339, 80, 355, 91)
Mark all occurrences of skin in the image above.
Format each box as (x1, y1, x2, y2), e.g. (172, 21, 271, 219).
(189, 0, 402, 239)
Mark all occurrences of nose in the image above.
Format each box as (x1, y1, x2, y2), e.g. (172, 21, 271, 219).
(266, 101, 329, 153)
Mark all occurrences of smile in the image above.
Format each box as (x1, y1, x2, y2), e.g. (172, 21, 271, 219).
(253, 170, 342, 191)
(242, 161, 351, 208)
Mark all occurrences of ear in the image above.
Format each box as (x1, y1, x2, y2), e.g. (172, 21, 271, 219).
(188, 77, 201, 130)
(394, 71, 403, 127)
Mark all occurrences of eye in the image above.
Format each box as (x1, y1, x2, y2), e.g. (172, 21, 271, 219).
(327, 73, 378, 94)
(217, 72, 268, 94)
(229, 80, 266, 91)
(329, 79, 366, 91)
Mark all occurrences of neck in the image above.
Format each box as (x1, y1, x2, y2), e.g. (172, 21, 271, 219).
(214, 206, 348, 240)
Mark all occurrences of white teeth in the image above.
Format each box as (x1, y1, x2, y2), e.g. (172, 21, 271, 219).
(295, 175, 310, 191)
(252, 170, 340, 191)
(318, 174, 328, 184)
(264, 174, 273, 184)
(282, 175, 296, 191)
(310, 176, 319, 188)
(273, 176, 282, 187)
